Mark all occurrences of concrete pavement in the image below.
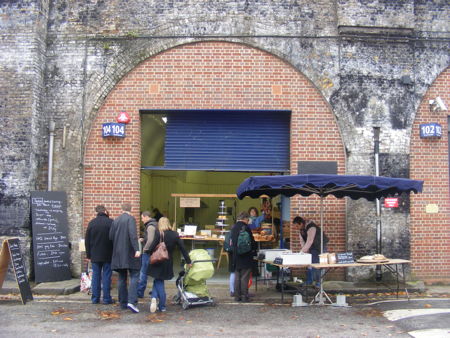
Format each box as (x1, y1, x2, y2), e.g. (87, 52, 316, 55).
(1, 276, 448, 304)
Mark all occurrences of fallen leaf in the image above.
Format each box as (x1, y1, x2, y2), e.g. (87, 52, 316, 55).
(186, 320, 192, 324)
(63, 317, 73, 321)
(150, 319, 164, 323)
(424, 304, 432, 308)
(51, 308, 74, 316)
(98, 311, 120, 320)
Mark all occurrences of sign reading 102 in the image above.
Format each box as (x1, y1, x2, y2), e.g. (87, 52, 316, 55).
(102, 123, 126, 138)
(420, 123, 442, 139)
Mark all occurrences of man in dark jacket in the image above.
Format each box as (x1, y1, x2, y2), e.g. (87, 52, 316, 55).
(109, 203, 141, 313)
(230, 211, 257, 302)
(137, 211, 157, 298)
(85, 205, 114, 304)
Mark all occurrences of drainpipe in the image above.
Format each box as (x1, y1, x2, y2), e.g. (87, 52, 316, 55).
(373, 126, 382, 281)
(48, 120, 55, 191)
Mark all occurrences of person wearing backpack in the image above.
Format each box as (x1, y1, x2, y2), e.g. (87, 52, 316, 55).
(230, 211, 257, 302)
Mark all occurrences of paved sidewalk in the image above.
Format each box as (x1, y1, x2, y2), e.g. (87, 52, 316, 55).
(1, 277, 449, 305)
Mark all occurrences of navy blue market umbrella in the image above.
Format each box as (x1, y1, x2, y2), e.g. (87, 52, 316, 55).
(237, 174, 423, 201)
(237, 173, 424, 251)
(237, 174, 424, 304)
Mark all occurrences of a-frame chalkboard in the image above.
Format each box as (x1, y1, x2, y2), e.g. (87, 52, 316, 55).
(0, 238, 33, 304)
(31, 191, 71, 283)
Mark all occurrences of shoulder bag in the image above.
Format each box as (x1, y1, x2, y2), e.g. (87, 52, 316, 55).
(150, 231, 169, 264)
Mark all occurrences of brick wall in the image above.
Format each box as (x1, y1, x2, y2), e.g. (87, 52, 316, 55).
(83, 41, 346, 261)
(410, 67, 450, 281)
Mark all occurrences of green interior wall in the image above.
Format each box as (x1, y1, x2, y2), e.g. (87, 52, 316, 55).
(140, 170, 277, 229)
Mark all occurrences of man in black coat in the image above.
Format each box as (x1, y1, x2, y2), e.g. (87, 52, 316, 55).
(109, 203, 141, 313)
(85, 205, 114, 304)
(230, 211, 257, 302)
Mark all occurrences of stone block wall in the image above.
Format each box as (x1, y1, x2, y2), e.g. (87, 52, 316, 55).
(0, 0, 50, 278)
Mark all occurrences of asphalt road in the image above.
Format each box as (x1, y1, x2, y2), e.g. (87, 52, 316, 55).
(366, 298, 450, 337)
(0, 295, 412, 338)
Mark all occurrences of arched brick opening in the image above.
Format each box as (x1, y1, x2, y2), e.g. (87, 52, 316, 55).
(410, 66, 450, 282)
(82, 41, 346, 263)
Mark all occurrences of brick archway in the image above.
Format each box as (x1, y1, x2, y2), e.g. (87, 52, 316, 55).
(83, 41, 346, 257)
(410, 67, 450, 281)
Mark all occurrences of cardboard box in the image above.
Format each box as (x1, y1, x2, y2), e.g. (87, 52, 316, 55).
(259, 249, 291, 261)
(280, 252, 312, 265)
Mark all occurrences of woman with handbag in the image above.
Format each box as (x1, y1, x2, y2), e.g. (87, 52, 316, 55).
(145, 217, 191, 312)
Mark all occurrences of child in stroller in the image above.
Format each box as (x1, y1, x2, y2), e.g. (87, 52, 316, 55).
(173, 249, 216, 310)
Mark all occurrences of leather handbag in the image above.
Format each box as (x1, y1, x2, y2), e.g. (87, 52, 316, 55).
(150, 231, 169, 264)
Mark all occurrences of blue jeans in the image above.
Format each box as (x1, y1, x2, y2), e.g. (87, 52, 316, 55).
(307, 248, 323, 285)
(229, 272, 235, 293)
(152, 279, 166, 311)
(91, 262, 112, 304)
(117, 269, 139, 308)
(137, 253, 150, 298)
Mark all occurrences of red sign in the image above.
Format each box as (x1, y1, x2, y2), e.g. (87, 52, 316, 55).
(384, 198, 399, 208)
(116, 111, 131, 124)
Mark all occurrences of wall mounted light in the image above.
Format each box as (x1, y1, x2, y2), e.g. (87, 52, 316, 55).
(429, 97, 448, 112)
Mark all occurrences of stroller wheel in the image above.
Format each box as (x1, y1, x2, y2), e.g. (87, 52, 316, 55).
(182, 301, 189, 310)
(209, 299, 216, 307)
(172, 294, 181, 305)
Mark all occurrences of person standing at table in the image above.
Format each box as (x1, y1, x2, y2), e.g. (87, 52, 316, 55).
(146, 217, 191, 313)
(85, 205, 114, 304)
(230, 211, 257, 302)
(109, 203, 141, 313)
(137, 211, 158, 298)
(293, 216, 328, 287)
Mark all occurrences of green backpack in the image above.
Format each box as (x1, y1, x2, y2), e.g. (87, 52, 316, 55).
(237, 227, 252, 255)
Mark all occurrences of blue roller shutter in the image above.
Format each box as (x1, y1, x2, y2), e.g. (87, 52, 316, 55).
(163, 110, 290, 172)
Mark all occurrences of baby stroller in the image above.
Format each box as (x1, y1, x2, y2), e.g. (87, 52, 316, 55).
(173, 249, 216, 310)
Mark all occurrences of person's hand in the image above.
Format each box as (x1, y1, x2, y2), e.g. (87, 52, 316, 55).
(139, 238, 144, 242)
(188, 263, 193, 268)
(135, 251, 141, 258)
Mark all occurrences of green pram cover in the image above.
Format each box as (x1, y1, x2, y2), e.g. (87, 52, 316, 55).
(184, 249, 215, 297)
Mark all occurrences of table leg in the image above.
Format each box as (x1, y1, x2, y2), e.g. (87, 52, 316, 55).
(402, 263, 409, 300)
(395, 264, 399, 299)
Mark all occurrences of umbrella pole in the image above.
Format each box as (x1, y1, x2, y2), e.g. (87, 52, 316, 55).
(319, 196, 324, 305)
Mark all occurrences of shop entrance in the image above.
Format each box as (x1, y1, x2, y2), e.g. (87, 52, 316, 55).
(140, 110, 290, 278)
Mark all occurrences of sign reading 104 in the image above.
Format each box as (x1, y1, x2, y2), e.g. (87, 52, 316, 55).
(102, 123, 126, 138)
(420, 123, 442, 139)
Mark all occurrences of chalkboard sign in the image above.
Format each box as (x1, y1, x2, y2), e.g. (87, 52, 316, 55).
(0, 238, 34, 304)
(31, 191, 71, 283)
(336, 252, 354, 264)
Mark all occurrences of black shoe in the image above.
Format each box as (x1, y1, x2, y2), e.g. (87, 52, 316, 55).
(230, 292, 234, 297)
(102, 299, 115, 305)
(234, 297, 241, 302)
(242, 297, 251, 303)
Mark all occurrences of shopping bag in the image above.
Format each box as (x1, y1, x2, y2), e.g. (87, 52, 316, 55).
(80, 261, 92, 294)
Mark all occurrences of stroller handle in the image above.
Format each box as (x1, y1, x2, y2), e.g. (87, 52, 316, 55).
(183, 258, 217, 273)
(191, 259, 217, 264)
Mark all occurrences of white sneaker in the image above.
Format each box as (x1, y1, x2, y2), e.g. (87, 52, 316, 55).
(150, 298, 157, 313)
(127, 303, 139, 313)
